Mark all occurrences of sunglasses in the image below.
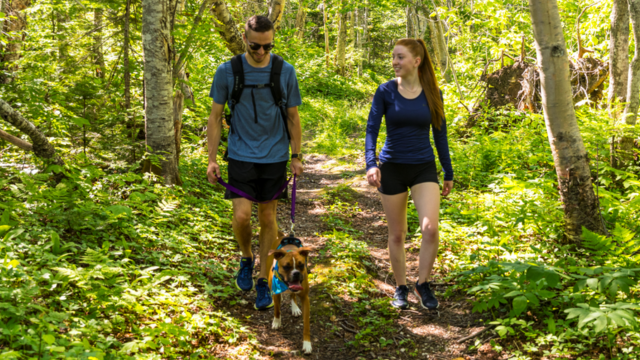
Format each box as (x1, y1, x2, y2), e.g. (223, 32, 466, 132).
(248, 42, 275, 51)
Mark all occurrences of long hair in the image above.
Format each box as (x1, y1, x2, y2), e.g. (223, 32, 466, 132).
(395, 38, 444, 130)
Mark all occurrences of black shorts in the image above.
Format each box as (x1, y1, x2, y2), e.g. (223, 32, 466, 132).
(379, 161, 439, 195)
(225, 158, 288, 202)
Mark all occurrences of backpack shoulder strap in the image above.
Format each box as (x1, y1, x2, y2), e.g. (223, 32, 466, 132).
(269, 54, 285, 107)
(229, 54, 245, 108)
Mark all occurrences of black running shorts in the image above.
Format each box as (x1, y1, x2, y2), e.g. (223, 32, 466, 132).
(378, 161, 439, 195)
(225, 158, 288, 201)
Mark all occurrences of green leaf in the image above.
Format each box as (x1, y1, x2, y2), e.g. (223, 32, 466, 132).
(593, 315, 608, 333)
(504, 290, 522, 297)
(0, 225, 10, 237)
(526, 266, 545, 282)
(537, 290, 556, 299)
(51, 231, 61, 255)
(547, 317, 556, 334)
(512, 295, 528, 316)
(545, 271, 560, 288)
(586, 278, 599, 290)
(42, 334, 55, 345)
(71, 117, 90, 126)
(524, 292, 539, 307)
(106, 205, 132, 217)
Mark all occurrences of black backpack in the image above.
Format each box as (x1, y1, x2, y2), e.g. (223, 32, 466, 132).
(225, 53, 290, 141)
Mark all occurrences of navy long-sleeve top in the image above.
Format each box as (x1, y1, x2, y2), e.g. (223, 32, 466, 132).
(365, 79, 454, 181)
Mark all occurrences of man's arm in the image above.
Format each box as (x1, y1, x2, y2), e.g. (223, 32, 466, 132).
(206, 100, 226, 184)
(287, 106, 303, 176)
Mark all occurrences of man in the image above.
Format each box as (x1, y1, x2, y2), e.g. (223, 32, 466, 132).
(206, 15, 303, 310)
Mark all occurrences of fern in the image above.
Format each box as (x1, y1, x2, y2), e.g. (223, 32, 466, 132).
(582, 225, 640, 264)
(156, 199, 179, 215)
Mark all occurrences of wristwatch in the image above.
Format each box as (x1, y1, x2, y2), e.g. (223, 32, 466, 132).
(291, 153, 302, 161)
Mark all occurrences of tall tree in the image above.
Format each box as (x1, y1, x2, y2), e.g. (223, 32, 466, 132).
(336, 9, 348, 75)
(528, 0, 607, 243)
(323, 1, 330, 66)
(406, 5, 414, 38)
(124, 0, 132, 113)
(609, 0, 630, 117)
(356, 7, 363, 76)
(623, 0, 640, 126)
(93, 7, 106, 78)
(269, 0, 286, 29)
(142, 0, 181, 185)
(1, 0, 31, 83)
(295, 0, 306, 39)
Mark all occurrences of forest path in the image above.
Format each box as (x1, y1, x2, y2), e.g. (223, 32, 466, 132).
(215, 155, 492, 360)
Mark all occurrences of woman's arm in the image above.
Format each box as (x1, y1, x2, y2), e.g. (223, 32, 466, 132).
(365, 87, 386, 171)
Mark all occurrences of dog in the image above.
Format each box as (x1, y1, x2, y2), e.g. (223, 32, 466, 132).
(268, 233, 313, 354)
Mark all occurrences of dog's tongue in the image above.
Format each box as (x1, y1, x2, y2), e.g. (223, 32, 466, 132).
(289, 283, 303, 291)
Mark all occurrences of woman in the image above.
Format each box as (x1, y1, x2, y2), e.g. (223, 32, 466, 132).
(365, 39, 453, 310)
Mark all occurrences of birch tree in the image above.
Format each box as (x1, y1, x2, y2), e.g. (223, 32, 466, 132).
(609, 0, 630, 116)
(93, 8, 105, 78)
(269, 0, 287, 29)
(212, 0, 245, 55)
(142, 0, 181, 185)
(528, 0, 607, 243)
(623, 0, 640, 126)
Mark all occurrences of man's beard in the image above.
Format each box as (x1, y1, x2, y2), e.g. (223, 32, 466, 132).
(249, 51, 268, 64)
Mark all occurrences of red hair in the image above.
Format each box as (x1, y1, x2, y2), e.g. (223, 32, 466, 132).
(395, 38, 444, 130)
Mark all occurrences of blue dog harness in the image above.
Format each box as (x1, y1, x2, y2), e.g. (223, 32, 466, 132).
(272, 236, 303, 295)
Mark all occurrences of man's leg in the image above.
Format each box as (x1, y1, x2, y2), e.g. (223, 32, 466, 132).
(232, 197, 255, 291)
(232, 198, 253, 257)
(257, 200, 278, 279)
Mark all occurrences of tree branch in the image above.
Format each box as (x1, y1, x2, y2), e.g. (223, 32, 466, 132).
(174, 0, 214, 77)
(0, 128, 33, 151)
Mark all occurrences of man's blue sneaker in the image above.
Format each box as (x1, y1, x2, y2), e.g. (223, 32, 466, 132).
(414, 280, 439, 310)
(235, 256, 254, 291)
(254, 278, 274, 310)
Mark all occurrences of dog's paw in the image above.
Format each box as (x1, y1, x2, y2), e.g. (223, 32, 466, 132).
(302, 341, 312, 354)
(291, 299, 302, 317)
(272, 317, 281, 329)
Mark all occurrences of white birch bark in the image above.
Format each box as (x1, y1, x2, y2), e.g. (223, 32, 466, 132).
(529, 0, 606, 242)
(1, 0, 30, 83)
(609, 0, 630, 112)
(142, 0, 181, 185)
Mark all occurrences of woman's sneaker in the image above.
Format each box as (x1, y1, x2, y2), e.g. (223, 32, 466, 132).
(235, 256, 254, 291)
(414, 280, 438, 310)
(391, 285, 409, 309)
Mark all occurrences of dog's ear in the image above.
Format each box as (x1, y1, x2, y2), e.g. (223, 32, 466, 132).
(269, 249, 287, 260)
(298, 247, 314, 258)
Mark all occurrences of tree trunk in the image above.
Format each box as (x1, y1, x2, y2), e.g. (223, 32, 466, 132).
(268, 0, 286, 29)
(623, 0, 640, 126)
(0, 128, 32, 151)
(295, 0, 306, 39)
(0, 99, 64, 165)
(212, 0, 245, 55)
(356, 7, 363, 76)
(1, 0, 30, 83)
(609, 0, 630, 117)
(406, 6, 414, 38)
(363, 6, 369, 62)
(57, 11, 68, 62)
(124, 0, 131, 112)
(323, 1, 329, 67)
(336, 10, 348, 75)
(93, 8, 106, 78)
(529, 0, 606, 243)
(142, 0, 182, 185)
(349, 11, 356, 45)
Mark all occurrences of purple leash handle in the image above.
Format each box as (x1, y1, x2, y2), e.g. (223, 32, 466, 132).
(291, 174, 297, 235)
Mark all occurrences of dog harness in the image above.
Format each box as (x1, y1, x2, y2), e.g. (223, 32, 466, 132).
(272, 236, 303, 295)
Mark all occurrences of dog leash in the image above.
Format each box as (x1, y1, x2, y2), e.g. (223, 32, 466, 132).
(215, 174, 297, 236)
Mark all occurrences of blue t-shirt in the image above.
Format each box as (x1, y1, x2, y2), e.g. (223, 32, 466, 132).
(365, 79, 454, 181)
(209, 54, 302, 163)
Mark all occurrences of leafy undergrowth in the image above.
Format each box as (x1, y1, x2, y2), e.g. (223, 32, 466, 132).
(0, 155, 260, 359)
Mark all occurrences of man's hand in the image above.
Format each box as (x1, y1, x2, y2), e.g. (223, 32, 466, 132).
(290, 158, 303, 176)
(442, 180, 453, 196)
(366, 167, 381, 188)
(207, 162, 221, 184)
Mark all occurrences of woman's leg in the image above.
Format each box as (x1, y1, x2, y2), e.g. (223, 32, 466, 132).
(410, 182, 441, 283)
(380, 191, 409, 286)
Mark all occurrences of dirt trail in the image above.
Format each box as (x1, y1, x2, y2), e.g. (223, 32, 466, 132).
(214, 155, 494, 360)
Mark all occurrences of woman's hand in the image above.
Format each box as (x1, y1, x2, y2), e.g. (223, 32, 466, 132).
(442, 180, 453, 196)
(367, 167, 381, 188)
